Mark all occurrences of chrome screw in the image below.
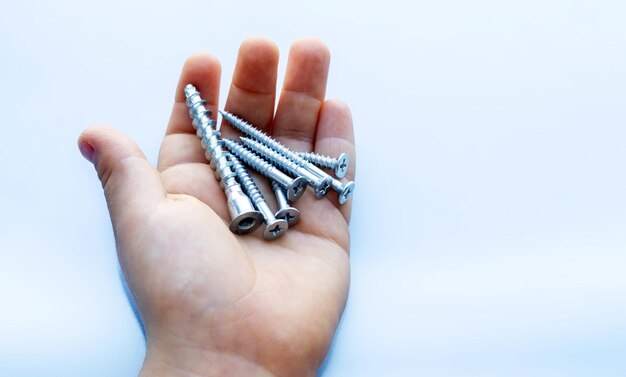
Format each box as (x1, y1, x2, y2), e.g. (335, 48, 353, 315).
(298, 151, 349, 179)
(222, 138, 307, 202)
(220, 111, 338, 185)
(229, 155, 288, 240)
(239, 137, 332, 199)
(184, 84, 263, 234)
(271, 181, 300, 226)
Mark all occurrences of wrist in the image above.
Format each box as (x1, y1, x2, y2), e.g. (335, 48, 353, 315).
(139, 344, 280, 377)
(138, 338, 317, 377)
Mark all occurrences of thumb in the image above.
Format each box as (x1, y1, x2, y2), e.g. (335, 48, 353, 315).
(78, 125, 165, 235)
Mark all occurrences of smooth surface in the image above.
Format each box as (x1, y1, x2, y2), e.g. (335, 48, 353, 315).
(1, 1, 626, 376)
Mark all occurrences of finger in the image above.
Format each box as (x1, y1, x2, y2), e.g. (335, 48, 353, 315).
(221, 37, 279, 138)
(158, 54, 221, 171)
(78, 125, 165, 239)
(313, 99, 355, 181)
(165, 53, 221, 136)
(272, 38, 330, 152)
(313, 99, 356, 222)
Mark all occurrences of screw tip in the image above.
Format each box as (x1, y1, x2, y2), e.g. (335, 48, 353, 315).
(184, 84, 197, 97)
(220, 110, 238, 122)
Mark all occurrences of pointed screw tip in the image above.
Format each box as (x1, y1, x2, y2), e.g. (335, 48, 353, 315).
(184, 84, 196, 96)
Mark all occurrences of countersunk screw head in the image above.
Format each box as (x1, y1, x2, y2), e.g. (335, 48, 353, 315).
(287, 176, 307, 201)
(335, 152, 350, 179)
(338, 180, 355, 205)
(276, 207, 300, 226)
(263, 218, 289, 240)
(230, 211, 264, 234)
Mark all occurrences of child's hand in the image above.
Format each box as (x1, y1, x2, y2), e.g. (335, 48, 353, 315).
(78, 37, 355, 377)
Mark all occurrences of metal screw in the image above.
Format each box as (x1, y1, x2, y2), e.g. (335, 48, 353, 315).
(222, 138, 307, 202)
(298, 151, 350, 179)
(271, 181, 300, 226)
(229, 155, 288, 240)
(220, 110, 338, 186)
(184, 84, 263, 234)
(239, 137, 332, 199)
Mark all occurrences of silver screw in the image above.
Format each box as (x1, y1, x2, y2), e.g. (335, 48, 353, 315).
(184, 84, 263, 234)
(298, 151, 350, 179)
(229, 155, 288, 240)
(240, 137, 332, 199)
(220, 110, 337, 185)
(271, 181, 300, 226)
(222, 138, 307, 202)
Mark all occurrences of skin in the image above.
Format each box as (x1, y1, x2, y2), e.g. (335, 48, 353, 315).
(77, 37, 356, 377)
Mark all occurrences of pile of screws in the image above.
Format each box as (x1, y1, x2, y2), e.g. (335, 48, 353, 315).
(184, 84, 354, 240)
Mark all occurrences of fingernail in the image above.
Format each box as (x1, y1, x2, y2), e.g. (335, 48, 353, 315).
(78, 141, 95, 164)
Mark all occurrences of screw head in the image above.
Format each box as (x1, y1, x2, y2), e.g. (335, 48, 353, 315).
(276, 207, 300, 227)
(314, 177, 333, 199)
(338, 181, 355, 205)
(263, 219, 289, 240)
(335, 152, 350, 179)
(229, 211, 264, 234)
(287, 177, 308, 201)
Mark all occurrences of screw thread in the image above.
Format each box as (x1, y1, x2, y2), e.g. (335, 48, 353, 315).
(221, 110, 340, 190)
(229, 155, 263, 204)
(298, 152, 338, 169)
(222, 139, 275, 178)
(239, 136, 331, 199)
(240, 137, 302, 174)
(220, 111, 310, 166)
(185, 85, 237, 188)
(241, 137, 332, 199)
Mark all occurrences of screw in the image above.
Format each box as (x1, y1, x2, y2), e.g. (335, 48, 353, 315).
(184, 84, 263, 234)
(229, 155, 288, 240)
(222, 138, 307, 202)
(239, 137, 332, 199)
(220, 111, 338, 187)
(298, 151, 350, 179)
(271, 181, 300, 226)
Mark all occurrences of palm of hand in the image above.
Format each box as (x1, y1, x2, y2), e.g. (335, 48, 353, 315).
(135, 184, 349, 376)
(80, 38, 354, 377)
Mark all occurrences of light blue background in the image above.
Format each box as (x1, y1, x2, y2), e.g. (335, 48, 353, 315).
(1, 1, 625, 376)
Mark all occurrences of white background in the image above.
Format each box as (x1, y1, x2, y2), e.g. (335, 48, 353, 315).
(1, 1, 625, 376)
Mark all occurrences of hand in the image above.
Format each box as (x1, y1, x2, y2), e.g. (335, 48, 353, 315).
(78, 37, 355, 377)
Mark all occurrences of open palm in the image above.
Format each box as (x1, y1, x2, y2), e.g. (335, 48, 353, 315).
(78, 37, 355, 377)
